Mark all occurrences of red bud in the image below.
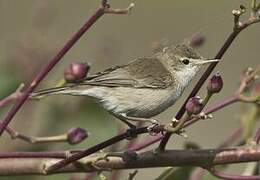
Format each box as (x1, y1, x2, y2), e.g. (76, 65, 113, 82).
(186, 96, 203, 115)
(64, 62, 90, 82)
(189, 34, 206, 48)
(207, 72, 223, 94)
(67, 127, 88, 145)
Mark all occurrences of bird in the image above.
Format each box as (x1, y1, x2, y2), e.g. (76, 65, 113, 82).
(31, 43, 218, 129)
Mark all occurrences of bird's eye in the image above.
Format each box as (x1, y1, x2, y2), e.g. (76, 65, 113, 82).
(182, 59, 190, 65)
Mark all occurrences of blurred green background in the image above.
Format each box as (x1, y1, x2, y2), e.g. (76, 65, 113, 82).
(0, 0, 259, 179)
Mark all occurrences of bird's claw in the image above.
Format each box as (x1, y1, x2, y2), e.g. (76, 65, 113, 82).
(147, 120, 161, 136)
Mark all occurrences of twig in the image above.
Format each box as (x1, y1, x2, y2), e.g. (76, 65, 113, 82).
(237, 66, 260, 95)
(158, 2, 260, 151)
(5, 127, 67, 143)
(110, 122, 144, 180)
(0, 84, 24, 108)
(0, 1, 109, 135)
(104, 3, 135, 14)
(45, 127, 148, 174)
(4, 126, 88, 145)
(128, 170, 138, 180)
(129, 134, 163, 151)
(130, 95, 239, 151)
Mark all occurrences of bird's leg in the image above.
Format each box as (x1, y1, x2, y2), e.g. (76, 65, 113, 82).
(115, 114, 139, 139)
(119, 113, 159, 125)
(116, 114, 137, 129)
(118, 113, 160, 135)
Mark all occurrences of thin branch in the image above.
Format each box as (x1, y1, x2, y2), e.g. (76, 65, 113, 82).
(0, 1, 108, 135)
(129, 134, 163, 151)
(0, 84, 24, 108)
(5, 127, 67, 143)
(110, 122, 144, 180)
(1, 146, 260, 175)
(104, 3, 134, 14)
(4, 126, 88, 145)
(158, 3, 260, 150)
(45, 127, 148, 174)
(184, 95, 240, 127)
(128, 170, 138, 180)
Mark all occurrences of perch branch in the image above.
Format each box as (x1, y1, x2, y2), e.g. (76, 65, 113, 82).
(0, 146, 260, 175)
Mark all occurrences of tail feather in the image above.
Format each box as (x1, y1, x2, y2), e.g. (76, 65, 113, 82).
(30, 86, 72, 98)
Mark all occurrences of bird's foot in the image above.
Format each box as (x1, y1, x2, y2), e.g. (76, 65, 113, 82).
(147, 120, 162, 136)
(126, 126, 138, 140)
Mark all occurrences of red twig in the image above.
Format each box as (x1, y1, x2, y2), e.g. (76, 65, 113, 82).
(45, 127, 148, 173)
(0, 84, 24, 108)
(130, 95, 239, 151)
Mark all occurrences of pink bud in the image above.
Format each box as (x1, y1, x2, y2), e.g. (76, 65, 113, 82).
(186, 96, 203, 115)
(207, 72, 223, 94)
(189, 34, 205, 48)
(67, 127, 88, 145)
(64, 62, 90, 82)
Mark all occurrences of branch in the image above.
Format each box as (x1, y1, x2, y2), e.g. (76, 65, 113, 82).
(5, 127, 88, 145)
(0, 84, 24, 108)
(45, 127, 148, 174)
(1, 146, 260, 175)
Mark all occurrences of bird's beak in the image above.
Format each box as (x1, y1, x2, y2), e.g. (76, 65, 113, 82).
(190, 58, 219, 65)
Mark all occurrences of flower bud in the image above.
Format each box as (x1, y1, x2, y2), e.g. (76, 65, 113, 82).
(207, 72, 223, 94)
(67, 127, 88, 145)
(64, 62, 90, 82)
(189, 34, 205, 48)
(186, 96, 203, 115)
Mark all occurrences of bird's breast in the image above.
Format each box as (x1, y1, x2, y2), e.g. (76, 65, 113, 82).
(93, 86, 183, 118)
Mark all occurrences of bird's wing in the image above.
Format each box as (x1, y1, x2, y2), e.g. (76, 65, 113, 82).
(81, 57, 174, 89)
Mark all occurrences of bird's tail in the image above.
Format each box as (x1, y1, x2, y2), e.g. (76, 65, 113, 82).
(30, 86, 73, 99)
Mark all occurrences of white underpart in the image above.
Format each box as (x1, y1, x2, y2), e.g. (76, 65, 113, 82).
(61, 86, 182, 118)
(175, 66, 199, 88)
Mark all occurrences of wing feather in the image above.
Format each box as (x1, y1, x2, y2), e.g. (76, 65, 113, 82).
(82, 57, 174, 89)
